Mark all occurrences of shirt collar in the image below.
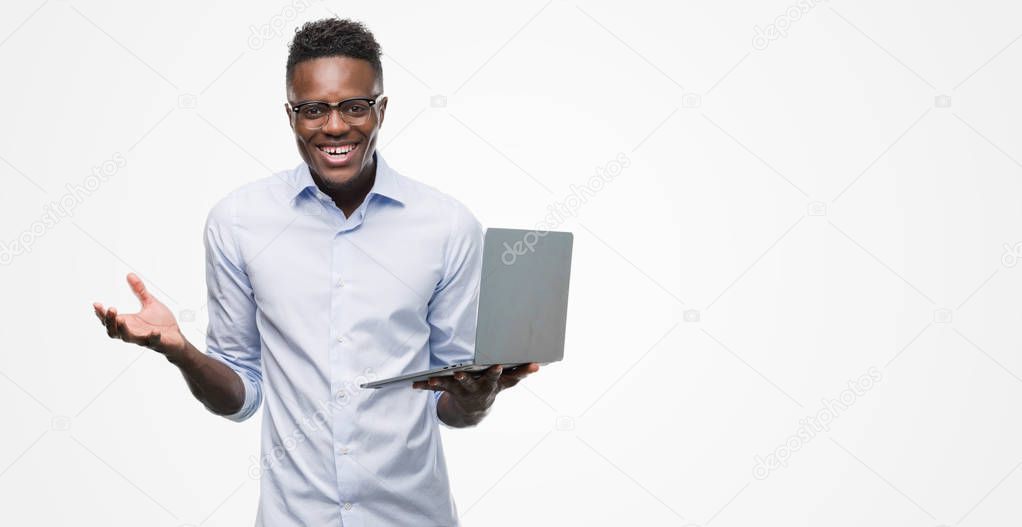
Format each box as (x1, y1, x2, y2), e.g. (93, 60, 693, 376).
(289, 150, 405, 206)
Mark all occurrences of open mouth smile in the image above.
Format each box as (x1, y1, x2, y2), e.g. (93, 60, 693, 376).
(315, 142, 360, 165)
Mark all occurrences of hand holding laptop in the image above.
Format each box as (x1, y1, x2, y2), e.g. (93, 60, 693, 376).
(411, 363, 540, 409)
(414, 363, 541, 425)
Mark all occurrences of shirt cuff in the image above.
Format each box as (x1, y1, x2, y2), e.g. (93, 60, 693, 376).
(208, 354, 261, 422)
(434, 391, 458, 429)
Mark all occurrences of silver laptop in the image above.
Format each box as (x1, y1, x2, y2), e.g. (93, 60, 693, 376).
(361, 228, 573, 389)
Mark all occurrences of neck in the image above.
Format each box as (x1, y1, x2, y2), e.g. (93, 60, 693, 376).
(312, 154, 377, 218)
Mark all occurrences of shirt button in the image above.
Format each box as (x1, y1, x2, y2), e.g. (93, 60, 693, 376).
(337, 279, 345, 288)
(336, 336, 344, 343)
(343, 502, 352, 511)
(337, 446, 349, 455)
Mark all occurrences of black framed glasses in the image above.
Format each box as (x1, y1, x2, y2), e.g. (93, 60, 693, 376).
(287, 94, 384, 129)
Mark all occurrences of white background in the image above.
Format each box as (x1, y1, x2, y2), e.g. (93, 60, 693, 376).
(2, 0, 1022, 525)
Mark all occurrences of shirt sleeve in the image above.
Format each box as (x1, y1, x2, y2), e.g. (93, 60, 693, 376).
(203, 195, 263, 423)
(426, 200, 484, 409)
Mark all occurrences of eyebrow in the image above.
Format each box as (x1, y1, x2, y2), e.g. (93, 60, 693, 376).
(290, 95, 380, 105)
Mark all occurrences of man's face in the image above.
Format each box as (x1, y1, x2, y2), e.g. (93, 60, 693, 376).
(286, 56, 387, 189)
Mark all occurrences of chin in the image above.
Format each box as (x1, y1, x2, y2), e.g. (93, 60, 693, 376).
(318, 169, 359, 185)
(317, 165, 359, 185)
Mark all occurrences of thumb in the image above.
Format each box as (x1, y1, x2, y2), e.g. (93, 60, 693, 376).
(143, 330, 162, 349)
(126, 273, 155, 307)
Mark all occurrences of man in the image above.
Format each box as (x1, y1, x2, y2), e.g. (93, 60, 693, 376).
(92, 18, 538, 526)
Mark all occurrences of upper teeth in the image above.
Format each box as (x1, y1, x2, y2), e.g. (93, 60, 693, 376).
(320, 145, 355, 155)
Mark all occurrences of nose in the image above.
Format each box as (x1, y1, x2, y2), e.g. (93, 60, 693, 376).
(320, 108, 351, 135)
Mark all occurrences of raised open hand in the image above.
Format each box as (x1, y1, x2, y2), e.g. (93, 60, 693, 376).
(93, 273, 185, 355)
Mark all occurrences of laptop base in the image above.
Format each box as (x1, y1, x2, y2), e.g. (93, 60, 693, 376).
(361, 362, 530, 389)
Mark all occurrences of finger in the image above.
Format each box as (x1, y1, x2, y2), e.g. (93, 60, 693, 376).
(500, 376, 523, 390)
(430, 376, 456, 393)
(501, 364, 526, 379)
(126, 273, 154, 307)
(459, 365, 499, 393)
(482, 365, 503, 385)
(93, 303, 106, 324)
(452, 371, 480, 393)
(116, 318, 149, 346)
(117, 321, 156, 348)
(429, 376, 465, 395)
(114, 317, 133, 343)
(414, 378, 443, 391)
(104, 307, 119, 339)
(485, 365, 504, 379)
(499, 373, 530, 389)
(500, 363, 539, 389)
(507, 363, 540, 380)
(143, 331, 161, 349)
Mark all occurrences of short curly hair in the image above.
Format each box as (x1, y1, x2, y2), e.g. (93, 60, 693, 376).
(286, 18, 383, 89)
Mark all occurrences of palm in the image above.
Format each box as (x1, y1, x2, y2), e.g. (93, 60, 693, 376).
(123, 302, 183, 348)
(94, 273, 184, 353)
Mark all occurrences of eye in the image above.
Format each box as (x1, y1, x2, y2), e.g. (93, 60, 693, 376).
(300, 105, 326, 118)
(344, 104, 368, 115)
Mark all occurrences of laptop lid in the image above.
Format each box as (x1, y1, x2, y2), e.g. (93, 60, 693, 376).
(473, 228, 574, 366)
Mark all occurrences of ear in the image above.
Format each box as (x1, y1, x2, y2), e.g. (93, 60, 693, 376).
(284, 102, 295, 131)
(377, 96, 388, 127)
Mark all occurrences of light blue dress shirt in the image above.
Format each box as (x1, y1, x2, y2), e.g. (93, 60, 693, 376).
(202, 151, 481, 526)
